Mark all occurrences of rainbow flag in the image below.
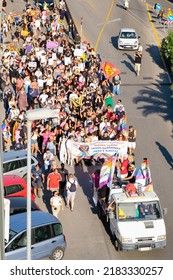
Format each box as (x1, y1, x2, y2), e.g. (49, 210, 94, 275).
(99, 156, 117, 189)
(135, 159, 152, 187)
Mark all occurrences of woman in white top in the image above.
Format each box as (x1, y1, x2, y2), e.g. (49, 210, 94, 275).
(50, 191, 64, 217)
(31, 127, 39, 157)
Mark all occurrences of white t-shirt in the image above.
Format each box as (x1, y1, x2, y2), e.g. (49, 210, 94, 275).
(50, 196, 62, 207)
(39, 93, 48, 104)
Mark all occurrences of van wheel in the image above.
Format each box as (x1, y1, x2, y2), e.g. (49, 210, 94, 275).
(50, 247, 64, 260)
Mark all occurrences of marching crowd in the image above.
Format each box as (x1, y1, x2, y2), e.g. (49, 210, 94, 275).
(0, 1, 137, 213)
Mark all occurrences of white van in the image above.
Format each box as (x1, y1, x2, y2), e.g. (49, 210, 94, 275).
(3, 150, 38, 180)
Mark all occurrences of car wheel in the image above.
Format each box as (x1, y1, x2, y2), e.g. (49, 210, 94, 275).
(50, 247, 64, 260)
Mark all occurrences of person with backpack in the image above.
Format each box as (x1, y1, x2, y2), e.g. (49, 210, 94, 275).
(66, 174, 78, 211)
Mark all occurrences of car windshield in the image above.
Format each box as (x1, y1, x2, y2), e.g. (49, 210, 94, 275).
(120, 32, 137, 39)
(8, 229, 17, 242)
(118, 201, 161, 221)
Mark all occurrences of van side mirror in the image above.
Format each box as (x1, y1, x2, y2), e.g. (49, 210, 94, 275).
(162, 208, 167, 215)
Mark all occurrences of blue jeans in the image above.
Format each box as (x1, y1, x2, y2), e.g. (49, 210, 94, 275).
(112, 84, 121, 95)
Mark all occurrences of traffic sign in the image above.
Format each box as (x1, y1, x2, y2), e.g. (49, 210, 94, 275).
(156, 4, 162, 11)
(167, 15, 173, 22)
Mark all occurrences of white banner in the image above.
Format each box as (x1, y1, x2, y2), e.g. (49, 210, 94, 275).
(72, 140, 128, 158)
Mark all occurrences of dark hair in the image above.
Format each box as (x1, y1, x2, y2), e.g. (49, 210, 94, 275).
(53, 191, 58, 195)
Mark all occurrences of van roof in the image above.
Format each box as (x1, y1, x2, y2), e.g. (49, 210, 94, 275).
(112, 190, 159, 203)
(10, 211, 60, 233)
(3, 150, 28, 161)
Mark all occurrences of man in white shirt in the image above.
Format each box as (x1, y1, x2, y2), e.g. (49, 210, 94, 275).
(99, 118, 110, 136)
(66, 136, 74, 166)
(39, 90, 48, 107)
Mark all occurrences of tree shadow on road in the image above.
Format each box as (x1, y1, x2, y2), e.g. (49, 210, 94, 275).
(121, 59, 135, 74)
(155, 141, 173, 169)
(133, 80, 173, 124)
(145, 44, 165, 70)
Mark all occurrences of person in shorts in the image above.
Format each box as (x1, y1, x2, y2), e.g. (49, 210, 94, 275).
(31, 163, 45, 198)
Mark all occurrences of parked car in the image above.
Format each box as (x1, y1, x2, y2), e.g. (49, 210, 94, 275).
(8, 197, 40, 215)
(5, 211, 66, 260)
(3, 175, 35, 201)
(118, 28, 139, 50)
(3, 150, 38, 180)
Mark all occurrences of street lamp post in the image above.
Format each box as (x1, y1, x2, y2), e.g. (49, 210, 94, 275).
(26, 108, 55, 260)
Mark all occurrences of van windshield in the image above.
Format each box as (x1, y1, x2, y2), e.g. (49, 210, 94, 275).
(120, 32, 137, 39)
(118, 201, 161, 221)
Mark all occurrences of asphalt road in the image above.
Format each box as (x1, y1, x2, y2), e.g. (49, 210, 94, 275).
(5, 0, 173, 260)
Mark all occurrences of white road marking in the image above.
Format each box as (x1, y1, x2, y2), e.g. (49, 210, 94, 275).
(97, 18, 121, 26)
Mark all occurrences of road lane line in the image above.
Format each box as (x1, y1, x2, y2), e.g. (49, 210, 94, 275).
(97, 18, 121, 26)
(94, 0, 115, 52)
(86, 0, 96, 11)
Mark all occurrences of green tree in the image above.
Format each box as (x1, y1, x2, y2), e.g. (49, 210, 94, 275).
(161, 31, 173, 76)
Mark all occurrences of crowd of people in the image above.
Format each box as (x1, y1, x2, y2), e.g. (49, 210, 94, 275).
(0, 1, 137, 214)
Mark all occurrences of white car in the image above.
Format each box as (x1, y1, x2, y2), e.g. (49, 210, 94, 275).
(118, 28, 139, 50)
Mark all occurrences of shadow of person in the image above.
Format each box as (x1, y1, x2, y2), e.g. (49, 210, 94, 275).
(123, 52, 135, 64)
(121, 60, 136, 74)
(42, 188, 52, 213)
(155, 141, 173, 169)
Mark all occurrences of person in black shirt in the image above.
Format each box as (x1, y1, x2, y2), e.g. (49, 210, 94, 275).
(58, 163, 69, 198)
(134, 51, 142, 76)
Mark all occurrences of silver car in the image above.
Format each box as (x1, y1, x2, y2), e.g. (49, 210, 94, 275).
(3, 150, 38, 180)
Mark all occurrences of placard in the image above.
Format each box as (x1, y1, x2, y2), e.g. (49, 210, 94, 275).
(28, 61, 37, 68)
(64, 56, 71, 65)
(74, 48, 83, 57)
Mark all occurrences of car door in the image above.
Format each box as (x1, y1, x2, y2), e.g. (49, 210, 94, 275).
(31, 225, 53, 260)
(5, 231, 27, 260)
(4, 160, 24, 177)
